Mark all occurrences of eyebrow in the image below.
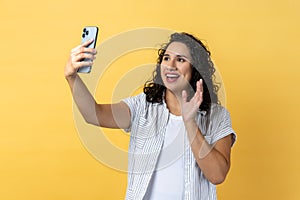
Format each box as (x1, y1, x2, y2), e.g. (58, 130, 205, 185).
(163, 53, 192, 65)
(163, 53, 189, 59)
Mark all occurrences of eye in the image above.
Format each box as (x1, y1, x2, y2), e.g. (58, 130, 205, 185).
(162, 55, 170, 61)
(177, 57, 186, 63)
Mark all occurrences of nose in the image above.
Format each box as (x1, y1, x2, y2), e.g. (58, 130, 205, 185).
(165, 58, 177, 71)
(166, 66, 176, 71)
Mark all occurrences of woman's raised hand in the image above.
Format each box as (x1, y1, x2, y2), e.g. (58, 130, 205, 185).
(64, 38, 97, 79)
(181, 79, 203, 122)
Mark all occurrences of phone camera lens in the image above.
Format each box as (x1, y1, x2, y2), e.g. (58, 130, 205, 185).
(83, 28, 86, 33)
(82, 33, 85, 38)
(86, 30, 89, 35)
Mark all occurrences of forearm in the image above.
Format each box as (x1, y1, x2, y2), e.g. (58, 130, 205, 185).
(184, 120, 230, 185)
(66, 75, 99, 126)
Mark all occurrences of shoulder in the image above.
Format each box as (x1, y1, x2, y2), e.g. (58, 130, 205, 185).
(122, 93, 165, 115)
(199, 103, 233, 134)
(209, 103, 231, 119)
(123, 93, 166, 108)
(122, 93, 147, 107)
(207, 103, 236, 145)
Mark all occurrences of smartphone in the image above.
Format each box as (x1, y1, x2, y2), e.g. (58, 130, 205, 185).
(77, 26, 99, 73)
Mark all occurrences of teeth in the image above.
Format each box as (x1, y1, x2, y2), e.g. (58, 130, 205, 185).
(166, 74, 180, 78)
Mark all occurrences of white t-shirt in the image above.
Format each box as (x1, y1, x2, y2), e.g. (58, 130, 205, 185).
(144, 113, 185, 200)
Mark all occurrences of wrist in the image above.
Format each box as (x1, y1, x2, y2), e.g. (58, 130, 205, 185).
(183, 117, 197, 124)
(65, 73, 77, 82)
(183, 119, 198, 130)
(184, 119, 201, 145)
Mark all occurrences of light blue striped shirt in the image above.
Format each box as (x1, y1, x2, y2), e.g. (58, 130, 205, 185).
(123, 93, 236, 200)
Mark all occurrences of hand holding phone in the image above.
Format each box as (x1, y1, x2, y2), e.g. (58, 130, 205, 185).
(77, 26, 99, 73)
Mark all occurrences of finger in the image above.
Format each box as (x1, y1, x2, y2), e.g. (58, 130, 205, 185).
(199, 79, 203, 93)
(199, 79, 203, 103)
(71, 47, 97, 57)
(200, 79, 203, 96)
(71, 38, 94, 52)
(71, 38, 95, 53)
(82, 38, 94, 46)
(72, 53, 95, 62)
(73, 60, 93, 70)
(182, 90, 188, 103)
(192, 80, 201, 98)
(192, 80, 202, 103)
(71, 44, 81, 53)
(196, 80, 200, 92)
(194, 80, 199, 96)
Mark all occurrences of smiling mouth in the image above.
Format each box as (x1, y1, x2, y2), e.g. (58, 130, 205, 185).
(166, 74, 180, 78)
(165, 73, 180, 82)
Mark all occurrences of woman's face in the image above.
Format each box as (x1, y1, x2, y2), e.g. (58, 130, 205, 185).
(160, 41, 193, 93)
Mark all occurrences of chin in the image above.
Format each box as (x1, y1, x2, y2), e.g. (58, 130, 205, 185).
(165, 85, 184, 95)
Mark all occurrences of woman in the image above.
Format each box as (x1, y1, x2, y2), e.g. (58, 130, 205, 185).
(65, 32, 236, 200)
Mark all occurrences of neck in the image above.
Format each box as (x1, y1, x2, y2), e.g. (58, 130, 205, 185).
(165, 89, 182, 116)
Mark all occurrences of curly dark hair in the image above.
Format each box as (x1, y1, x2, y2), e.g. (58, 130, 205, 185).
(143, 32, 220, 112)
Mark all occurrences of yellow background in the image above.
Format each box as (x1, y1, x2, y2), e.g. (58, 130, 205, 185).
(1, 0, 300, 199)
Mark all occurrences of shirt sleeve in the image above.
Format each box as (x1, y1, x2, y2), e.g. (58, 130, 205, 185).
(122, 93, 145, 132)
(210, 106, 236, 146)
